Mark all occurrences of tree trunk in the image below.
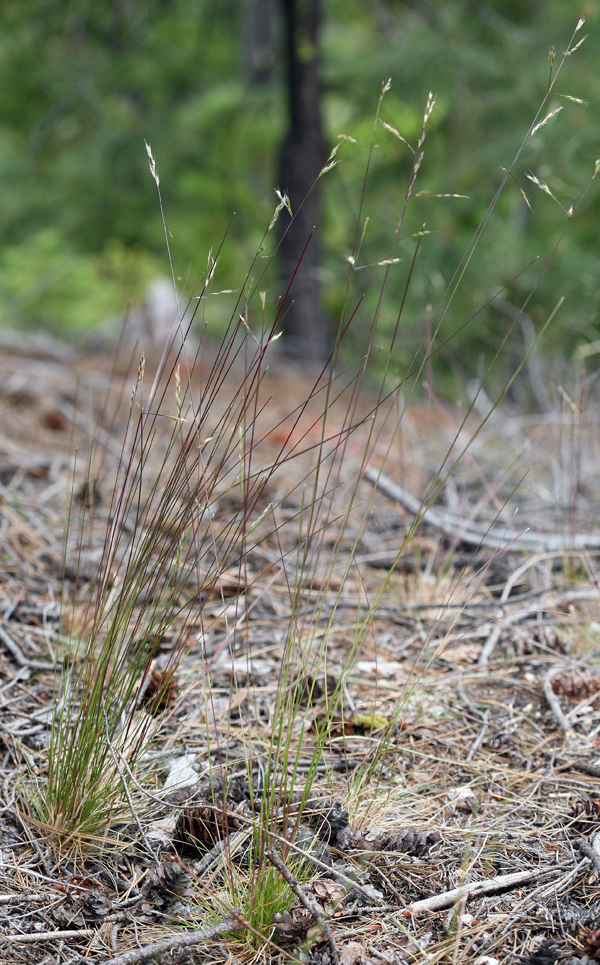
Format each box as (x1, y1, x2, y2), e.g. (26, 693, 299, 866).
(278, 0, 327, 364)
(242, 0, 276, 85)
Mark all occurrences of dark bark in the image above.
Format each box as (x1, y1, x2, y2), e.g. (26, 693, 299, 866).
(242, 0, 276, 85)
(278, 0, 328, 364)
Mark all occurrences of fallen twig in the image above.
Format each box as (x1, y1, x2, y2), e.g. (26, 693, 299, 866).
(478, 608, 542, 669)
(0, 625, 56, 671)
(466, 712, 489, 762)
(542, 668, 574, 737)
(402, 866, 561, 914)
(97, 915, 242, 965)
(456, 676, 490, 761)
(165, 802, 382, 904)
(364, 467, 600, 552)
(269, 833, 381, 902)
(575, 836, 600, 878)
(1, 928, 95, 943)
(499, 858, 589, 934)
(266, 849, 339, 964)
(570, 759, 600, 778)
(0, 892, 57, 904)
(336, 904, 400, 916)
(193, 828, 249, 878)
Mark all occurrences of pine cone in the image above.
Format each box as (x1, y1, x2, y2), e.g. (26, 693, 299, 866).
(140, 668, 178, 714)
(388, 828, 442, 856)
(80, 887, 113, 922)
(580, 925, 600, 961)
(174, 799, 247, 853)
(141, 858, 189, 911)
(521, 938, 560, 965)
(304, 797, 349, 844)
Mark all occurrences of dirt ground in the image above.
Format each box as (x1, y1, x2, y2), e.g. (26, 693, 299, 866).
(0, 336, 600, 965)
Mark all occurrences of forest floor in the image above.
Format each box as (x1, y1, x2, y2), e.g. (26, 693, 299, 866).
(0, 337, 600, 965)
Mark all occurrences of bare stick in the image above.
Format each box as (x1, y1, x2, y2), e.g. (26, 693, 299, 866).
(193, 828, 250, 878)
(364, 467, 600, 552)
(571, 759, 600, 778)
(268, 834, 379, 902)
(542, 669, 574, 737)
(478, 625, 502, 669)
(156, 801, 382, 903)
(336, 904, 399, 915)
(0, 626, 56, 671)
(457, 672, 490, 761)
(1, 929, 95, 943)
(479, 608, 544, 669)
(266, 849, 339, 964)
(575, 837, 600, 878)
(499, 858, 589, 934)
(479, 553, 559, 667)
(96, 915, 241, 965)
(402, 865, 561, 914)
(466, 713, 489, 762)
(0, 892, 59, 904)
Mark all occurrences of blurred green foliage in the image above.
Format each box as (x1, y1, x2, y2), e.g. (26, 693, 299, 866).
(0, 0, 598, 382)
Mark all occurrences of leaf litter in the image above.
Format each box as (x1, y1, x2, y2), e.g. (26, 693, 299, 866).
(0, 342, 600, 965)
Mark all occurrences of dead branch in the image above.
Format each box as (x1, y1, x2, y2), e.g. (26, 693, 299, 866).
(575, 836, 600, 878)
(466, 712, 489, 762)
(269, 833, 382, 902)
(0, 625, 56, 671)
(403, 865, 562, 914)
(266, 849, 339, 964)
(193, 828, 250, 878)
(1, 929, 95, 943)
(478, 608, 543, 669)
(170, 802, 383, 904)
(96, 915, 241, 965)
(571, 760, 600, 778)
(364, 467, 600, 552)
(498, 859, 590, 934)
(542, 668, 574, 737)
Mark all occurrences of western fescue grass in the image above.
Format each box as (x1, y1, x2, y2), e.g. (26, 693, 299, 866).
(23, 17, 596, 957)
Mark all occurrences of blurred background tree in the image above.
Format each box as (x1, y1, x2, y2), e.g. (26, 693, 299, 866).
(277, 0, 328, 364)
(0, 0, 598, 386)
